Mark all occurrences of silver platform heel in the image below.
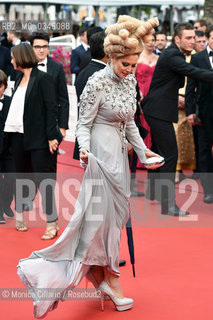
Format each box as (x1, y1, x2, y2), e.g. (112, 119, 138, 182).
(99, 281, 133, 311)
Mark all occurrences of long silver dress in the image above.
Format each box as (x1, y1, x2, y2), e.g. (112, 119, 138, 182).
(17, 63, 148, 318)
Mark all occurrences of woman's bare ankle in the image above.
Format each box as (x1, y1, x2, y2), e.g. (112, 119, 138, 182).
(103, 268, 123, 298)
(90, 266, 104, 285)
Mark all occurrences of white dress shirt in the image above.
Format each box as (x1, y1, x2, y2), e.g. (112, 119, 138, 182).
(4, 86, 27, 133)
(37, 57, 47, 73)
(207, 45, 213, 69)
(0, 94, 4, 111)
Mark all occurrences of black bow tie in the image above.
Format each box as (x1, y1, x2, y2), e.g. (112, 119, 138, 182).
(209, 51, 213, 56)
(38, 63, 45, 66)
(0, 98, 4, 103)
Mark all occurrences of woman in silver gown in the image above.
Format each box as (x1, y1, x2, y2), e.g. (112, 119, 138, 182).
(17, 15, 160, 318)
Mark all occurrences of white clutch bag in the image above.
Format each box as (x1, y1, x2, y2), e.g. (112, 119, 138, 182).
(144, 156, 165, 169)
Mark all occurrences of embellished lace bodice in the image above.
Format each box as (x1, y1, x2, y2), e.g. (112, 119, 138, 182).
(76, 63, 148, 163)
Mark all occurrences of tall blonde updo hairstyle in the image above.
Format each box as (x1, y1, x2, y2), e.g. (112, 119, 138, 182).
(104, 15, 159, 57)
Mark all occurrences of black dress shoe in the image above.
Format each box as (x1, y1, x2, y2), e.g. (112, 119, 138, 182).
(23, 201, 33, 211)
(204, 194, 213, 203)
(119, 260, 126, 267)
(161, 204, 189, 216)
(4, 207, 14, 218)
(131, 190, 145, 197)
(0, 208, 6, 223)
(0, 214, 6, 224)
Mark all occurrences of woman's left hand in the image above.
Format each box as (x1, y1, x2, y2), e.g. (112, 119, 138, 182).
(145, 149, 161, 159)
(80, 149, 89, 164)
(49, 139, 58, 154)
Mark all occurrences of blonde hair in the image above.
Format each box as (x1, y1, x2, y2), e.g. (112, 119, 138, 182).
(104, 15, 159, 57)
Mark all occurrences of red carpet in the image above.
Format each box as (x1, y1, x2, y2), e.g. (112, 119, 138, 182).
(1, 140, 213, 320)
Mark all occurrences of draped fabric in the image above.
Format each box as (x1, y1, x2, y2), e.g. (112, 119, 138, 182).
(17, 64, 148, 318)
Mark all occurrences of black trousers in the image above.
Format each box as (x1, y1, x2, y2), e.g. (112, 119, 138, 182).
(31, 141, 57, 204)
(197, 125, 213, 195)
(10, 133, 58, 222)
(144, 115, 178, 211)
(49, 150, 57, 177)
(0, 154, 14, 211)
(192, 126, 200, 172)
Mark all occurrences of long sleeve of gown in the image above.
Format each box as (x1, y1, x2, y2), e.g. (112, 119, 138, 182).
(126, 118, 148, 164)
(75, 84, 102, 152)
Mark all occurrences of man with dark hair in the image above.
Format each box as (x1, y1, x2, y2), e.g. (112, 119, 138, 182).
(7, 31, 21, 46)
(154, 32, 167, 55)
(70, 26, 89, 77)
(142, 22, 213, 216)
(79, 26, 104, 71)
(73, 31, 108, 160)
(194, 19, 208, 32)
(30, 33, 69, 142)
(194, 30, 207, 52)
(25, 33, 69, 214)
(185, 25, 213, 204)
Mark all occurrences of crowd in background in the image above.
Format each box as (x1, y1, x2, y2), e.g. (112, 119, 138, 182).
(0, 16, 213, 231)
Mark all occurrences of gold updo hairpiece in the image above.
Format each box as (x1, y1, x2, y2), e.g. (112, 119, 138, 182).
(104, 15, 159, 57)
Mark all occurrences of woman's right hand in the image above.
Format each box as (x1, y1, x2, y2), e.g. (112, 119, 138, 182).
(80, 149, 88, 164)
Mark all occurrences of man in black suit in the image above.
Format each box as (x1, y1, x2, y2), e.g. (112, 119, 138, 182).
(73, 31, 108, 160)
(70, 26, 89, 78)
(30, 33, 69, 140)
(142, 23, 213, 216)
(79, 26, 104, 72)
(26, 33, 69, 211)
(185, 25, 213, 204)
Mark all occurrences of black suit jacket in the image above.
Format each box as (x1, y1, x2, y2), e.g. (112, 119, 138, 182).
(142, 43, 213, 123)
(79, 49, 91, 73)
(73, 60, 106, 160)
(185, 49, 213, 140)
(47, 57, 69, 129)
(70, 44, 86, 75)
(11, 68, 59, 150)
(0, 95, 11, 154)
(0, 46, 11, 75)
